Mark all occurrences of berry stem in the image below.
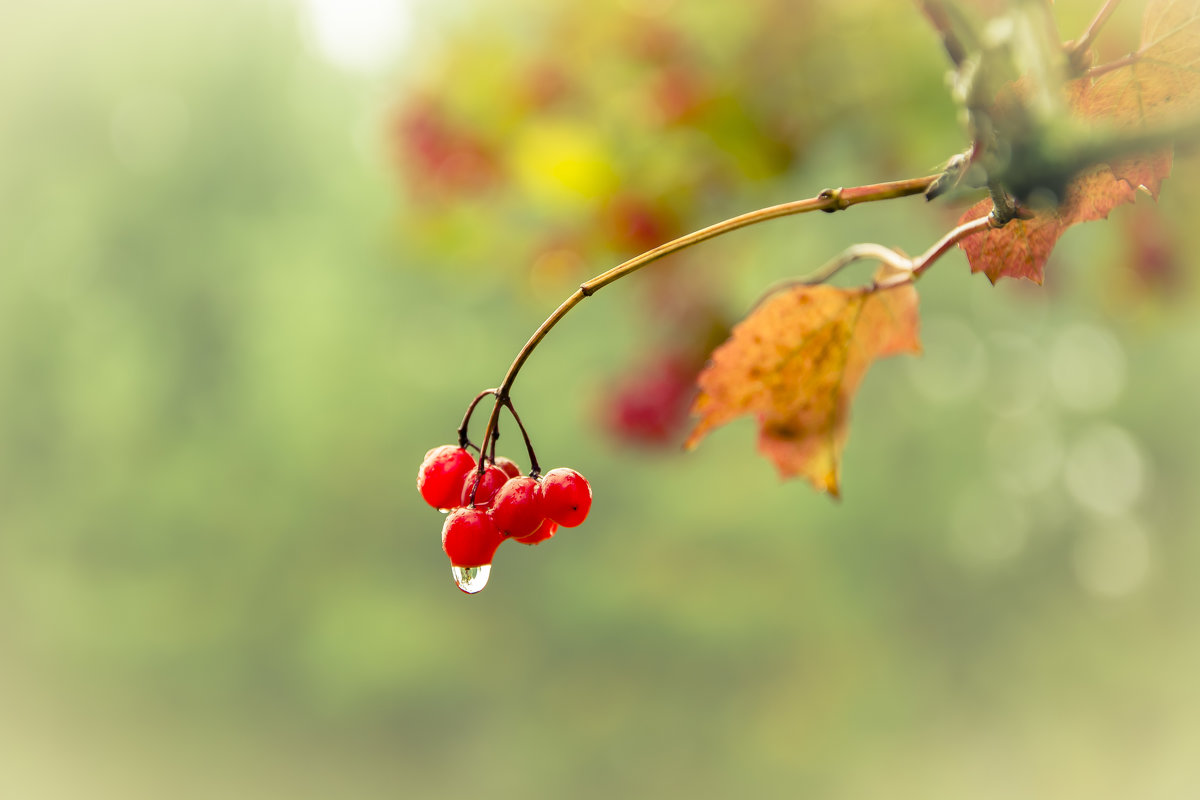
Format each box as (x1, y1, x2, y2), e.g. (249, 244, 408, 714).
(502, 398, 541, 477)
(468, 423, 503, 507)
(474, 174, 940, 456)
(458, 388, 497, 452)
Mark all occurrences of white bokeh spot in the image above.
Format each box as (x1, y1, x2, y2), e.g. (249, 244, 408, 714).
(301, 0, 411, 73)
(1064, 423, 1147, 516)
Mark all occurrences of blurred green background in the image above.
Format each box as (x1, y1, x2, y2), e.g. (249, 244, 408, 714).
(3, 0, 1200, 797)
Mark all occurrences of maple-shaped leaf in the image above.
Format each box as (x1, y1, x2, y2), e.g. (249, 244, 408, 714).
(959, 0, 1200, 283)
(686, 282, 920, 496)
(1069, 0, 1200, 197)
(1104, 0, 1200, 122)
(958, 165, 1137, 284)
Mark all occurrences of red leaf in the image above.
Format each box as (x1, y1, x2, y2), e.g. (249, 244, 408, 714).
(958, 166, 1137, 284)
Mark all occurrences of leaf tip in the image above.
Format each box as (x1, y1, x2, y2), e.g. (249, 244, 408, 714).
(819, 463, 841, 498)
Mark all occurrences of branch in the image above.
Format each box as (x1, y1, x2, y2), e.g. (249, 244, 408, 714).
(468, 174, 940, 477)
(911, 214, 994, 278)
(916, 0, 975, 68)
(1084, 3, 1184, 83)
(1085, 50, 1139, 79)
(749, 214, 996, 312)
(747, 244, 915, 312)
(1067, 0, 1123, 70)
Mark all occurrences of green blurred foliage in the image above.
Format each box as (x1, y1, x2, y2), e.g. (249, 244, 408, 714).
(392, 0, 964, 283)
(1, 0, 1200, 798)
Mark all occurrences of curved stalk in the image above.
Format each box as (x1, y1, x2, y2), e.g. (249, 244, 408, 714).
(469, 174, 940, 475)
(911, 214, 994, 278)
(457, 389, 496, 452)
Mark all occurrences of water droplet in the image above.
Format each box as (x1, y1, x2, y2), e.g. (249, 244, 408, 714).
(438, 507, 450, 514)
(451, 564, 491, 594)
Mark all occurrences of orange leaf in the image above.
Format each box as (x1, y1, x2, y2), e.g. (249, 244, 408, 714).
(1068, 0, 1200, 197)
(686, 282, 920, 496)
(1097, 0, 1200, 126)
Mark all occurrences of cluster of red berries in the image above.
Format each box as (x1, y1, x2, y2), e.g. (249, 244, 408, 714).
(417, 445, 592, 593)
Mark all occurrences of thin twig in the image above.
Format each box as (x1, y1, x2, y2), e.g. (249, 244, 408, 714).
(916, 0, 974, 68)
(502, 399, 541, 477)
(468, 175, 940, 464)
(911, 215, 994, 278)
(765, 244, 917, 305)
(805, 244, 913, 285)
(747, 214, 995, 308)
(457, 388, 497, 452)
(1085, 51, 1139, 79)
(1068, 0, 1124, 66)
(745, 244, 911, 312)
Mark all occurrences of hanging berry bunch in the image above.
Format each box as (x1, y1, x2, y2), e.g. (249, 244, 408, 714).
(414, 0, 1200, 594)
(417, 391, 592, 594)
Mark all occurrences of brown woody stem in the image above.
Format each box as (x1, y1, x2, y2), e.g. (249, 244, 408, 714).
(1086, 51, 1139, 79)
(911, 214, 994, 278)
(469, 174, 940, 472)
(916, 0, 974, 68)
(1069, 0, 1123, 66)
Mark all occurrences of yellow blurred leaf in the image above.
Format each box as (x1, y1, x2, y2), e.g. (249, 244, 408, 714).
(509, 120, 620, 206)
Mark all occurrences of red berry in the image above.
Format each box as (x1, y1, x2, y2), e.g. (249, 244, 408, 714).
(515, 518, 558, 545)
(540, 468, 592, 527)
(493, 456, 522, 480)
(417, 445, 476, 510)
(395, 99, 498, 195)
(491, 476, 544, 538)
(602, 352, 696, 446)
(441, 508, 506, 567)
(605, 194, 678, 254)
(461, 464, 510, 509)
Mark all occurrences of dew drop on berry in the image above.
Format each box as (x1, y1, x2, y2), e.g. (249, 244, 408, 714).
(451, 564, 491, 594)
